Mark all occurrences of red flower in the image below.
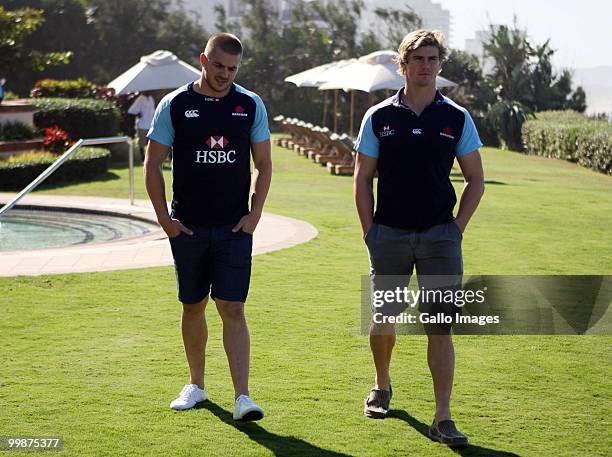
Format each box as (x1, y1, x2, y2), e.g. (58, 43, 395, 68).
(42, 125, 72, 153)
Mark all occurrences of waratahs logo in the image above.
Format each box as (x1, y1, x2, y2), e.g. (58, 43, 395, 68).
(439, 127, 455, 139)
(232, 105, 248, 117)
(206, 136, 230, 149)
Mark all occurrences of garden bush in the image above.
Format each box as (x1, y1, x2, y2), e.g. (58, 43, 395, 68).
(0, 147, 111, 189)
(31, 79, 97, 98)
(522, 110, 611, 174)
(0, 121, 37, 141)
(33, 98, 121, 139)
(473, 115, 501, 148)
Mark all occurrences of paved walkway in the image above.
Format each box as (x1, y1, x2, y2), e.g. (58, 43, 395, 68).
(0, 193, 318, 277)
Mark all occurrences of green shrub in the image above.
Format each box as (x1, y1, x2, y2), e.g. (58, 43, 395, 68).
(31, 78, 96, 98)
(0, 147, 111, 190)
(473, 115, 501, 147)
(577, 129, 612, 174)
(522, 110, 611, 174)
(2, 90, 19, 101)
(33, 98, 121, 139)
(0, 121, 37, 141)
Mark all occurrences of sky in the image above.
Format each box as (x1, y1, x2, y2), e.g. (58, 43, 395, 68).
(435, 0, 611, 70)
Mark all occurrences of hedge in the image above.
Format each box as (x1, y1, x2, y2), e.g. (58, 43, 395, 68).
(33, 98, 121, 140)
(0, 121, 37, 141)
(522, 110, 611, 174)
(31, 78, 97, 98)
(473, 115, 501, 148)
(0, 147, 111, 190)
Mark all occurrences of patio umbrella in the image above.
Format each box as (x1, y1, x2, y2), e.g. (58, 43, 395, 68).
(284, 59, 355, 88)
(317, 50, 458, 136)
(108, 50, 201, 95)
(284, 59, 355, 131)
(317, 50, 457, 92)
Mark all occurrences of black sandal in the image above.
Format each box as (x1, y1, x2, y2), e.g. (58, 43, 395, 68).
(428, 419, 469, 448)
(363, 385, 392, 418)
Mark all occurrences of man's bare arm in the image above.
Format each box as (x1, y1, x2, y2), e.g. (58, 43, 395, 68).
(143, 139, 193, 237)
(354, 152, 378, 236)
(454, 150, 485, 232)
(232, 139, 272, 234)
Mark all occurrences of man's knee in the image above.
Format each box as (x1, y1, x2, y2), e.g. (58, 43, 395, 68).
(370, 320, 396, 337)
(427, 332, 453, 347)
(182, 296, 208, 315)
(215, 299, 245, 321)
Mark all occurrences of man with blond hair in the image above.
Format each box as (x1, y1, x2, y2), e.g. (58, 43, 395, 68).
(144, 32, 272, 421)
(354, 29, 484, 447)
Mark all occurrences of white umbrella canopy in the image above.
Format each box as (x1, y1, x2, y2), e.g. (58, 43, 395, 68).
(284, 59, 356, 131)
(284, 59, 355, 88)
(108, 50, 201, 95)
(317, 50, 457, 92)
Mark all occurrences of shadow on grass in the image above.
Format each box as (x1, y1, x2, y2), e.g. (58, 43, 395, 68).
(389, 410, 520, 457)
(450, 171, 508, 186)
(450, 172, 506, 186)
(200, 401, 352, 457)
(450, 178, 507, 185)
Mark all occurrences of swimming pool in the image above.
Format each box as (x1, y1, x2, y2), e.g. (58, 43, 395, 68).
(0, 207, 160, 252)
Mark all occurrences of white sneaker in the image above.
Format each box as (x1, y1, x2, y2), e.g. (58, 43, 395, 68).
(169, 384, 207, 410)
(232, 395, 264, 421)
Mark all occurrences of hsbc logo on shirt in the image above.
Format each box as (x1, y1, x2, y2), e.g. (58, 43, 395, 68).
(195, 136, 236, 164)
(379, 125, 395, 137)
(207, 136, 229, 149)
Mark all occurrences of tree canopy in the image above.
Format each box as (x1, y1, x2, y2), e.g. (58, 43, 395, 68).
(1, 1, 589, 147)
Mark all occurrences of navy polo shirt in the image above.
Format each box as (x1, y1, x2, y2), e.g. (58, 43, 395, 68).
(355, 89, 482, 230)
(147, 82, 270, 227)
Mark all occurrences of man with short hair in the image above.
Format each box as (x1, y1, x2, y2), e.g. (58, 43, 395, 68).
(144, 32, 272, 421)
(354, 29, 484, 447)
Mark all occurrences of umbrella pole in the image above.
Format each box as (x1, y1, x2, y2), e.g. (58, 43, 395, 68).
(333, 90, 338, 133)
(349, 91, 355, 138)
(322, 90, 328, 127)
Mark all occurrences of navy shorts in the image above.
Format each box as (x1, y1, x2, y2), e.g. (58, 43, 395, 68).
(168, 224, 253, 304)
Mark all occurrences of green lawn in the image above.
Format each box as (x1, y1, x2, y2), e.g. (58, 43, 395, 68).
(1, 142, 611, 456)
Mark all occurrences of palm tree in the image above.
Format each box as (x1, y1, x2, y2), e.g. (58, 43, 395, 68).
(487, 100, 533, 151)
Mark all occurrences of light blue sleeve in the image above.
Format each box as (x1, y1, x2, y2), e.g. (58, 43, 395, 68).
(147, 98, 174, 147)
(354, 111, 379, 158)
(250, 95, 270, 143)
(455, 110, 483, 157)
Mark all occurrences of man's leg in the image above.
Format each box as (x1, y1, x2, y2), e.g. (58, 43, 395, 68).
(167, 227, 211, 410)
(181, 296, 209, 389)
(369, 321, 395, 390)
(364, 224, 415, 419)
(415, 221, 468, 445)
(365, 224, 413, 392)
(427, 333, 454, 422)
(215, 299, 250, 398)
